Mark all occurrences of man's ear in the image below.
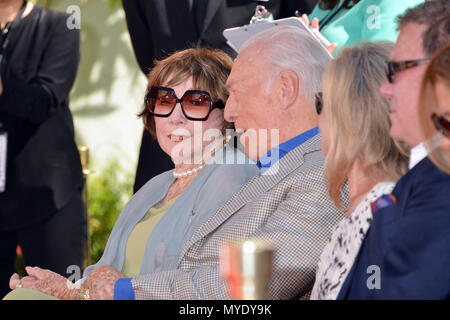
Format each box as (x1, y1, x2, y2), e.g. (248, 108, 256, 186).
(275, 70, 299, 110)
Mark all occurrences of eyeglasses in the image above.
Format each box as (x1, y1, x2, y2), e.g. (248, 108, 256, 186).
(315, 92, 323, 115)
(431, 113, 450, 137)
(385, 58, 429, 83)
(145, 86, 224, 121)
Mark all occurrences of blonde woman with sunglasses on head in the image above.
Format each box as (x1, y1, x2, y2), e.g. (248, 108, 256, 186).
(311, 41, 410, 300)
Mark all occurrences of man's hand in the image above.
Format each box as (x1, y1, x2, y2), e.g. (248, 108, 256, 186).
(9, 266, 78, 300)
(84, 265, 127, 300)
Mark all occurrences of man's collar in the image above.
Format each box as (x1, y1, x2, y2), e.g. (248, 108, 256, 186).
(257, 127, 319, 175)
(409, 142, 428, 169)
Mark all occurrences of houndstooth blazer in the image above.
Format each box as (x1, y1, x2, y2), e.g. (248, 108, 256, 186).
(131, 134, 346, 299)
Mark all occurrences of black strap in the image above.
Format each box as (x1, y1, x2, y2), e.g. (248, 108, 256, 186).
(0, 1, 27, 63)
(318, 2, 345, 30)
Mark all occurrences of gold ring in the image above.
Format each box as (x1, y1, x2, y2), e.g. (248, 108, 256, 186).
(16, 280, 23, 289)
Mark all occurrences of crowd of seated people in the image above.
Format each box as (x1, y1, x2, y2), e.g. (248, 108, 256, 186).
(2, 0, 449, 300)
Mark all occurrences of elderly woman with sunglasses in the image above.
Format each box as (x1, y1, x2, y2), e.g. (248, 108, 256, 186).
(4, 48, 258, 300)
(418, 43, 450, 174)
(310, 42, 410, 300)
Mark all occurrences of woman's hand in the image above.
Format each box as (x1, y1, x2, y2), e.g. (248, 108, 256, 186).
(9, 266, 78, 300)
(299, 13, 338, 54)
(300, 13, 320, 31)
(83, 265, 127, 300)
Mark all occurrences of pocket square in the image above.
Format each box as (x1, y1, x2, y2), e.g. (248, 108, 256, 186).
(371, 194, 396, 214)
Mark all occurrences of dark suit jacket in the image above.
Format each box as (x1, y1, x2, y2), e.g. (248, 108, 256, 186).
(337, 157, 450, 300)
(0, 6, 82, 230)
(122, 0, 316, 74)
(122, 0, 316, 192)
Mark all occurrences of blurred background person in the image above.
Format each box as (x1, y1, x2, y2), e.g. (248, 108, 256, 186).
(0, 0, 85, 298)
(418, 43, 450, 174)
(122, 0, 316, 194)
(310, 42, 409, 299)
(301, 0, 423, 56)
(5, 47, 258, 300)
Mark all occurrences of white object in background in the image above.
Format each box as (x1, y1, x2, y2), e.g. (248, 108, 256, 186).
(249, 5, 273, 24)
(0, 131, 7, 192)
(223, 17, 332, 57)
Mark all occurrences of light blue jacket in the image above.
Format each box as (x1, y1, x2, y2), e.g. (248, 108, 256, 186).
(83, 146, 258, 278)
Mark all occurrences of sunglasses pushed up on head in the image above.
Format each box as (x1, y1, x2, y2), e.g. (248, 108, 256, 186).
(315, 92, 323, 115)
(432, 113, 450, 137)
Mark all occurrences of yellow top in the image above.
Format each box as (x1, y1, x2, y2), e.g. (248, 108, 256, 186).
(121, 196, 178, 277)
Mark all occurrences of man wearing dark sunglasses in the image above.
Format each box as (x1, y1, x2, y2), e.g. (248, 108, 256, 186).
(337, 0, 450, 300)
(380, 31, 429, 150)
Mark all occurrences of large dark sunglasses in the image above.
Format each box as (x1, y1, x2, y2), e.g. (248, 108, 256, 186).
(385, 58, 429, 83)
(431, 113, 450, 137)
(145, 86, 224, 121)
(315, 92, 323, 115)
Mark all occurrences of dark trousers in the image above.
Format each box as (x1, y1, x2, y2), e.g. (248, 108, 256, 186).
(0, 193, 86, 298)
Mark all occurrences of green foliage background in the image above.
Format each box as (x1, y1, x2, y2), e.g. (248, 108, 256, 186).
(33, 0, 121, 10)
(87, 158, 133, 264)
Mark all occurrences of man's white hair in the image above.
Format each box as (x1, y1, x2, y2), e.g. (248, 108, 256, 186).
(241, 25, 331, 107)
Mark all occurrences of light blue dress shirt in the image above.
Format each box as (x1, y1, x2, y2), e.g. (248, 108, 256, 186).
(257, 127, 319, 175)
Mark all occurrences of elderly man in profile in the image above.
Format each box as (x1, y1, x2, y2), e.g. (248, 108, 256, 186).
(104, 25, 345, 300)
(15, 26, 345, 300)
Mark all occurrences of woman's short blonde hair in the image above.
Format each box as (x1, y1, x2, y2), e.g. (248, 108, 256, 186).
(138, 48, 233, 138)
(418, 43, 450, 174)
(322, 42, 410, 208)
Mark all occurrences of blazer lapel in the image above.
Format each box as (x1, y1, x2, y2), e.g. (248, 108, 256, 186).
(177, 173, 261, 262)
(259, 134, 322, 191)
(178, 134, 323, 262)
(198, 0, 224, 40)
(165, 0, 199, 39)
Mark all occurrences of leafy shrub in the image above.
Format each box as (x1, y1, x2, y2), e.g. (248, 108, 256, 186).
(87, 158, 133, 264)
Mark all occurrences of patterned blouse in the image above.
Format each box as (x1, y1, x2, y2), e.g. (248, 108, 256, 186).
(310, 182, 396, 300)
